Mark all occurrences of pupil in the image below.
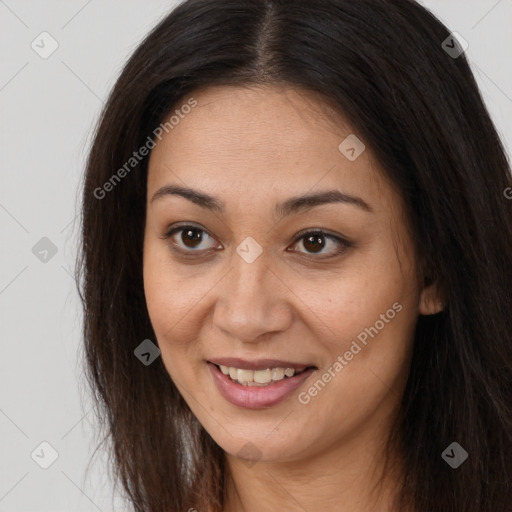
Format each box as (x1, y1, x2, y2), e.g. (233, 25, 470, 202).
(182, 229, 203, 248)
(304, 234, 325, 253)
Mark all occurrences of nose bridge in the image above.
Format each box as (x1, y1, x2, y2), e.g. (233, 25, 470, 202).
(213, 242, 291, 341)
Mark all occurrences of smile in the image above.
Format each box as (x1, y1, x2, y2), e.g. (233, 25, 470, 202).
(207, 359, 317, 409)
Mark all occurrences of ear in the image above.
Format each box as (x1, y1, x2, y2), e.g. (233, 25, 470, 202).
(418, 280, 445, 315)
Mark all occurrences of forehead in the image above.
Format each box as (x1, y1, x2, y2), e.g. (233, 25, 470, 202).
(146, 85, 397, 215)
(150, 85, 349, 169)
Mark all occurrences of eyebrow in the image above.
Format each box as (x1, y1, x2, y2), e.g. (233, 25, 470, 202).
(151, 184, 373, 217)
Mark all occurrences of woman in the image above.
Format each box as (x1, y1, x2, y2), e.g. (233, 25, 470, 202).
(78, 0, 512, 511)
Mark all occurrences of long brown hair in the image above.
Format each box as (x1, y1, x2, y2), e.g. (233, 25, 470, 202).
(77, 1, 512, 510)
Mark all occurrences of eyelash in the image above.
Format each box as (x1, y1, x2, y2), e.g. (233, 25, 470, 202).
(161, 223, 352, 260)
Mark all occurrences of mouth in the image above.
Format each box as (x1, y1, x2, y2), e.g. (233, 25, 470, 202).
(207, 359, 317, 409)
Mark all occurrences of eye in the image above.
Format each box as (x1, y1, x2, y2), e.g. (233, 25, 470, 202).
(162, 224, 220, 254)
(288, 229, 351, 259)
(162, 224, 351, 259)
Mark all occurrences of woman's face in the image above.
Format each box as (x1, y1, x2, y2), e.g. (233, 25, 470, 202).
(143, 85, 437, 464)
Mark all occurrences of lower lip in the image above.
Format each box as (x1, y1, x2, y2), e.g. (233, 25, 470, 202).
(207, 362, 316, 409)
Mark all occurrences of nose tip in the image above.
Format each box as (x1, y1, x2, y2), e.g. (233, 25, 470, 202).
(214, 302, 291, 343)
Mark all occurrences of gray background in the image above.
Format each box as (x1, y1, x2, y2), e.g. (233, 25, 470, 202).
(1, 1, 511, 510)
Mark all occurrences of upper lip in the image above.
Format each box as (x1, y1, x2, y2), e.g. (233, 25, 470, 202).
(208, 357, 316, 371)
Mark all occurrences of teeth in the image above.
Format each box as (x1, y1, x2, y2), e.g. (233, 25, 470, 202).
(272, 368, 285, 380)
(217, 365, 303, 386)
(237, 369, 254, 383)
(254, 369, 272, 384)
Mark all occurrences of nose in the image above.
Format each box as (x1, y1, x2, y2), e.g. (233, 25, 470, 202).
(212, 248, 293, 343)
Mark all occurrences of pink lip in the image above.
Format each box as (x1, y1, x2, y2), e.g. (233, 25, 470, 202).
(207, 362, 316, 409)
(208, 357, 312, 371)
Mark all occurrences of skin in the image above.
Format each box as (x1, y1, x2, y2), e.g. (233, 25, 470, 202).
(143, 84, 443, 512)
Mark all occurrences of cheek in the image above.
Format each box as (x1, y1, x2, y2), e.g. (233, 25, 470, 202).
(310, 268, 413, 353)
(143, 241, 191, 354)
(143, 239, 200, 334)
(296, 299, 416, 447)
(142, 239, 216, 379)
(143, 243, 173, 335)
(314, 292, 415, 394)
(305, 243, 418, 397)
(315, 282, 417, 400)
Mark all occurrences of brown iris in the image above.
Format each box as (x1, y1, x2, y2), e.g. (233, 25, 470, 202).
(302, 233, 325, 253)
(181, 228, 204, 248)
